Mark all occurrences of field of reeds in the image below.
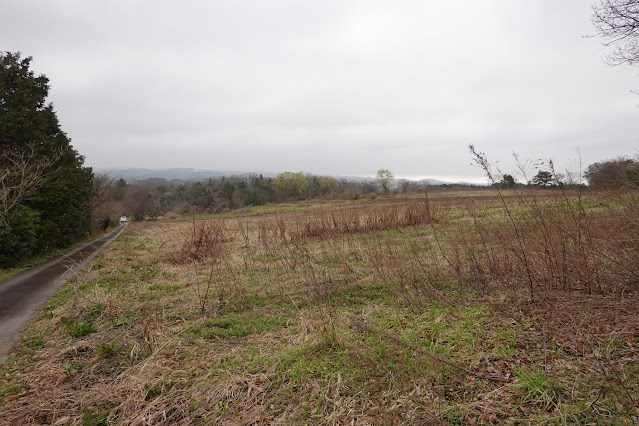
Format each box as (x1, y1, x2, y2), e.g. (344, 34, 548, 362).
(1, 185, 638, 424)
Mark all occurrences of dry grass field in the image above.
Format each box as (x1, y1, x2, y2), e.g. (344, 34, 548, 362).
(1, 187, 638, 424)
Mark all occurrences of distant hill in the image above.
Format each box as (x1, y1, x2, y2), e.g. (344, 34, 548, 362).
(96, 168, 268, 183)
(96, 168, 451, 185)
(416, 178, 448, 186)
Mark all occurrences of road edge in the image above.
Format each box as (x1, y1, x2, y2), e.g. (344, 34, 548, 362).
(0, 223, 127, 365)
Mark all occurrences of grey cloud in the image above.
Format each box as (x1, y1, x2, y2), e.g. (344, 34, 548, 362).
(2, 0, 638, 181)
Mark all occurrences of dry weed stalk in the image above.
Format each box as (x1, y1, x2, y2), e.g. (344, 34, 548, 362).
(254, 200, 438, 246)
(169, 216, 230, 264)
(470, 145, 538, 301)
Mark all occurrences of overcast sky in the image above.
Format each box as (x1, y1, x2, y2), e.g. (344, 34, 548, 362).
(3, 0, 638, 182)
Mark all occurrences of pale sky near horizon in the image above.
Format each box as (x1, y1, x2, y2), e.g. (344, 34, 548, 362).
(2, 0, 638, 183)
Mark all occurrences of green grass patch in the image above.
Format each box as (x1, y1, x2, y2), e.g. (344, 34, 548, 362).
(61, 317, 98, 338)
(96, 342, 124, 358)
(332, 283, 389, 306)
(0, 379, 29, 401)
(277, 344, 357, 384)
(79, 403, 117, 426)
(218, 292, 275, 315)
(85, 303, 105, 320)
(213, 347, 274, 375)
(112, 313, 136, 328)
(132, 264, 160, 280)
(190, 314, 289, 339)
(496, 344, 519, 359)
(514, 368, 563, 409)
(63, 361, 87, 374)
(174, 199, 371, 221)
(438, 406, 467, 423)
(148, 284, 183, 292)
(43, 271, 135, 313)
(23, 334, 46, 351)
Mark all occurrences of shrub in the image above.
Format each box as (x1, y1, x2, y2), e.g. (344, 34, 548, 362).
(0, 205, 41, 268)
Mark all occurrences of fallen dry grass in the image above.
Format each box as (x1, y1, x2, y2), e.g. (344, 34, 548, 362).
(1, 189, 638, 424)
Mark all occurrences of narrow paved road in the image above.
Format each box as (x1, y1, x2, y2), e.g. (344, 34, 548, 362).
(0, 224, 127, 364)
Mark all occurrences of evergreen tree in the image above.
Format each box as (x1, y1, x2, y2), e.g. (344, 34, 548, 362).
(500, 174, 515, 189)
(531, 171, 554, 187)
(0, 52, 94, 263)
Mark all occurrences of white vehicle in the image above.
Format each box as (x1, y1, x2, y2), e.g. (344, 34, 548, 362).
(120, 216, 127, 223)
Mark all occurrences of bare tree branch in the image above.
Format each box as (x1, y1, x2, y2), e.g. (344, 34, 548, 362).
(89, 173, 117, 226)
(0, 144, 65, 219)
(592, 0, 639, 66)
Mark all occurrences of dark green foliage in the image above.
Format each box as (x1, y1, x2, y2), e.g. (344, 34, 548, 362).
(248, 174, 275, 205)
(99, 216, 110, 231)
(500, 174, 515, 189)
(221, 181, 235, 203)
(190, 181, 206, 199)
(82, 409, 98, 426)
(0, 205, 40, 267)
(0, 55, 50, 149)
(532, 170, 554, 187)
(0, 52, 95, 267)
(28, 160, 94, 248)
(96, 342, 122, 358)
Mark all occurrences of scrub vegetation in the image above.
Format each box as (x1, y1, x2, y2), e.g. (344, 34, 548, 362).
(1, 181, 638, 424)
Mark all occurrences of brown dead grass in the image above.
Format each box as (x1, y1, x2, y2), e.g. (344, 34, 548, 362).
(1, 189, 638, 424)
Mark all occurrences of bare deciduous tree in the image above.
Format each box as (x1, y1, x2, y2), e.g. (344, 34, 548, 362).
(584, 155, 639, 188)
(0, 144, 64, 220)
(592, 0, 639, 66)
(89, 173, 117, 227)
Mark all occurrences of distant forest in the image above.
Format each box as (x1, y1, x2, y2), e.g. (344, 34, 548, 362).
(96, 172, 460, 223)
(96, 153, 639, 224)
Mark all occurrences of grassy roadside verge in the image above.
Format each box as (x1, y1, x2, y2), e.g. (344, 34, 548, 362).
(0, 227, 118, 281)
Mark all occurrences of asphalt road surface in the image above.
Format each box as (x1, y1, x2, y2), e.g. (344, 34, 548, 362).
(0, 224, 127, 364)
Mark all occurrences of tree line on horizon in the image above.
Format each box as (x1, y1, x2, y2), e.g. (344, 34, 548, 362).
(96, 155, 639, 224)
(94, 170, 451, 223)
